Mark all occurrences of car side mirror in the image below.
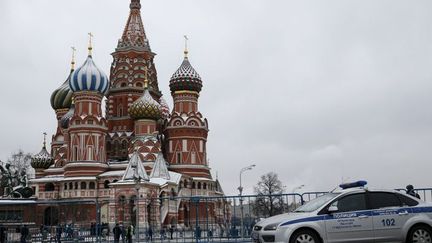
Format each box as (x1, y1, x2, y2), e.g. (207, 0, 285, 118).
(328, 206, 338, 213)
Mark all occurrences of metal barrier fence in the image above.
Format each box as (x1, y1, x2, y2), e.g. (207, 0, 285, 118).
(0, 188, 431, 243)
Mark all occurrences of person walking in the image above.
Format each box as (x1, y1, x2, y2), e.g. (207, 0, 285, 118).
(126, 224, 134, 243)
(406, 184, 421, 199)
(169, 226, 174, 239)
(20, 225, 29, 243)
(147, 227, 153, 241)
(113, 223, 121, 243)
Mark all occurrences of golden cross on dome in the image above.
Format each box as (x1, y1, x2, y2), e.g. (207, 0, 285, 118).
(71, 46, 76, 70)
(184, 35, 189, 58)
(144, 66, 149, 88)
(43, 132, 47, 148)
(88, 32, 93, 55)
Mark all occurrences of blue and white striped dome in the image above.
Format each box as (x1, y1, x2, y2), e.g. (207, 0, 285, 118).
(70, 55, 109, 94)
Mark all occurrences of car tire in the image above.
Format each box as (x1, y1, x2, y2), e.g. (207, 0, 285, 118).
(408, 225, 432, 243)
(290, 229, 320, 243)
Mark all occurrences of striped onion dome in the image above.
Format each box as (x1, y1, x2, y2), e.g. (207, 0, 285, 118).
(50, 71, 73, 110)
(160, 97, 170, 119)
(31, 145, 54, 169)
(60, 102, 75, 129)
(70, 55, 109, 94)
(128, 86, 161, 120)
(169, 56, 202, 93)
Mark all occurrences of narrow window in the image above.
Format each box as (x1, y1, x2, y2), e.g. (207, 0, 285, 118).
(73, 146, 78, 161)
(191, 152, 196, 164)
(182, 140, 187, 152)
(87, 146, 93, 161)
(199, 141, 203, 153)
(176, 152, 181, 164)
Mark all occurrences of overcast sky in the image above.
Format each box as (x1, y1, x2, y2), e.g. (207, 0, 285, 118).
(1, 0, 432, 196)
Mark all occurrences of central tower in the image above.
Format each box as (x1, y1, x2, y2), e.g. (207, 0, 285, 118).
(106, 0, 161, 161)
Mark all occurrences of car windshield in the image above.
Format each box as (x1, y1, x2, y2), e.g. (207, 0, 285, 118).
(294, 193, 340, 212)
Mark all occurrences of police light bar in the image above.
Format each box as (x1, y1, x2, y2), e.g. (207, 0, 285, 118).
(339, 180, 367, 189)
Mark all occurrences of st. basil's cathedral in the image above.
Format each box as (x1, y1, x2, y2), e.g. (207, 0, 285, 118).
(23, 0, 229, 230)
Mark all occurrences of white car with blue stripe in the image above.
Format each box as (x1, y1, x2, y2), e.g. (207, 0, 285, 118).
(252, 181, 432, 243)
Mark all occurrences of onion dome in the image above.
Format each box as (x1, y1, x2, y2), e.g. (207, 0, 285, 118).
(129, 81, 161, 120)
(60, 101, 75, 129)
(160, 97, 170, 119)
(31, 133, 54, 169)
(169, 55, 202, 93)
(50, 72, 73, 110)
(50, 48, 76, 110)
(69, 35, 109, 94)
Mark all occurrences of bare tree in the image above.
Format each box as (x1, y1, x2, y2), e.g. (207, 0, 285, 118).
(7, 150, 34, 178)
(252, 172, 285, 217)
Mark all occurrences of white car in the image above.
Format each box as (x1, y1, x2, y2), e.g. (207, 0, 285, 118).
(252, 181, 432, 243)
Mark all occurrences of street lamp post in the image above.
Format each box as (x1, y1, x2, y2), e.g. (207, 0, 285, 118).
(238, 164, 256, 239)
(133, 173, 142, 242)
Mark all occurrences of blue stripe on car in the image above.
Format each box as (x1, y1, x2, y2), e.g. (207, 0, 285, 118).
(278, 207, 432, 227)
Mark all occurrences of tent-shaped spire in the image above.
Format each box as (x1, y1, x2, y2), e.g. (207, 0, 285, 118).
(150, 153, 170, 180)
(117, 0, 151, 51)
(122, 151, 149, 181)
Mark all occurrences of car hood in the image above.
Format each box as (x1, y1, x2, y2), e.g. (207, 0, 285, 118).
(256, 212, 315, 227)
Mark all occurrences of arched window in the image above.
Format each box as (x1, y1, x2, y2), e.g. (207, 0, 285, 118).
(136, 82, 143, 88)
(198, 182, 201, 189)
(45, 183, 55, 192)
(74, 182, 78, 189)
(64, 183, 67, 190)
(89, 182, 96, 189)
(69, 182, 73, 190)
(183, 180, 188, 188)
(104, 180, 110, 189)
(80, 182, 87, 190)
(114, 140, 120, 157)
(203, 183, 207, 190)
(121, 82, 127, 87)
(192, 182, 196, 189)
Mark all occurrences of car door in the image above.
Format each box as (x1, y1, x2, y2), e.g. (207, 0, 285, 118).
(369, 192, 411, 242)
(325, 192, 374, 243)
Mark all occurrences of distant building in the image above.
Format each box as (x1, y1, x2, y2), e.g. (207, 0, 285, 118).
(1, 0, 230, 230)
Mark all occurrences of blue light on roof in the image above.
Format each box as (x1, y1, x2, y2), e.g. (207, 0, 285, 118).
(339, 180, 367, 189)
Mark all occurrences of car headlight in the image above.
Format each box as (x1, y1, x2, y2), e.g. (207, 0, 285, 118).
(264, 223, 279, 231)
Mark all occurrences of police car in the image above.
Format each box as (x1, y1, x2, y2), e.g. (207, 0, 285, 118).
(252, 181, 432, 243)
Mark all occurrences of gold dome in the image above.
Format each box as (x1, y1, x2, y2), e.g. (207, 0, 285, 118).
(128, 88, 161, 120)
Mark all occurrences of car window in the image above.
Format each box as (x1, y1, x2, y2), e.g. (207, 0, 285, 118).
(369, 192, 401, 209)
(295, 193, 340, 213)
(397, 194, 419, 207)
(331, 193, 367, 212)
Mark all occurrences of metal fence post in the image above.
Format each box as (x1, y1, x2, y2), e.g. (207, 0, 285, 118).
(191, 196, 200, 243)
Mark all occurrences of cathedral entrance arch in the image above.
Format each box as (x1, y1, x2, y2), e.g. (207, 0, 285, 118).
(44, 207, 59, 226)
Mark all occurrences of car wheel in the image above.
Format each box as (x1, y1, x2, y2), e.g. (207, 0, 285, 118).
(408, 225, 432, 243)
(290, 229, 320, 243)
